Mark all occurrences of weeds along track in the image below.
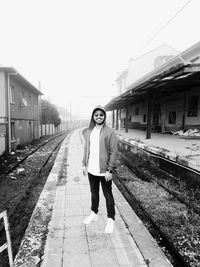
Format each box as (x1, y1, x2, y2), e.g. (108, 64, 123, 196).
(120, 152, 200, 217)
(0, 132, 69, 266)
(114, 153, 200, 267)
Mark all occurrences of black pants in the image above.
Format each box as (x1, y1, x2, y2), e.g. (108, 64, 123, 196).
(88, 172, 115, 220)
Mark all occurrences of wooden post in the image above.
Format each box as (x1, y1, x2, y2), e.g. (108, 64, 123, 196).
(146, 91, 152, 139)
(182, 90, 186, 130)
(116, 109, 119, 130)
(112, 110, 115, 128)
(119, 109, 121, 131)
(125, 106, 128, 133)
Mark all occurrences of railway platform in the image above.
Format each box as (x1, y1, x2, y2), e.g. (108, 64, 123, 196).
(13, 128, 172, 267)
(116, 128, 200, 173)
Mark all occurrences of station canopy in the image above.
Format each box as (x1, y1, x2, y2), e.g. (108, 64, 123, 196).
(105, 62, 200, 111)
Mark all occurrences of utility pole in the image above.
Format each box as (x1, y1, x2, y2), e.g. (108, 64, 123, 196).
(38, 81, 41, 137)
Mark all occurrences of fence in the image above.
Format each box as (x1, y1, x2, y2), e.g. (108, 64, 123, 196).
(0, 211, 13, 267)
(39, 124, 58, 137)
(39, 120, 89, 137)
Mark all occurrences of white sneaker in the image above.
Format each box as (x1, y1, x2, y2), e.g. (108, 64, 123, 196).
(105, 218, 114, 234)
(83, 211, 98, 225)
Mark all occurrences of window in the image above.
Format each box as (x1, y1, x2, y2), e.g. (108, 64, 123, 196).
(135, 107, 139, 115)
(169, 111, 176, 124)
(20, 91, 27, 107)
(188, 95, 198, 117)
(20, 90, 24, 99)
(10, 85, 15, 104)
(143, 114, 146, 122)
(28, 96, 31, 109)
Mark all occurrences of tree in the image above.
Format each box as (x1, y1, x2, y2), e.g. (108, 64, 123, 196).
(41, 99, 61, 127)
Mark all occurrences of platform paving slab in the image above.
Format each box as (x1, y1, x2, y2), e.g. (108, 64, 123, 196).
(117, 128, 200, 172)
(13, 129, 173, 267)
(41, 129, 173, 267)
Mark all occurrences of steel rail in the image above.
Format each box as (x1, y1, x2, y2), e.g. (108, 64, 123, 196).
(0, 133, 68, 236)
(3, 131, 68, 176)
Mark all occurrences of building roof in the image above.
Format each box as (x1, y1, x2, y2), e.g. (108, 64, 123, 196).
(105, 62, 200, 111)
(0, 66, 43, 95)
(105, 42, 200, 111)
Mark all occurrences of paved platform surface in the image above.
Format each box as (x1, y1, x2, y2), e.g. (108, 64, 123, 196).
(117, 128, 200, 172)
(40, 129, 172, 267)
(117, 128, 200, 158)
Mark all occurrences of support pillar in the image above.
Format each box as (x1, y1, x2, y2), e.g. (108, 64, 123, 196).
(182, 90, 186, 130)
(125, 107, 129, 133)
(116, 109, 119, 130)
(112, 110, 115, 128)
(146, 91, 152, 139)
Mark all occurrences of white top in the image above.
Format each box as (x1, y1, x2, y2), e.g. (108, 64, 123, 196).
(88, 126, 105, 176)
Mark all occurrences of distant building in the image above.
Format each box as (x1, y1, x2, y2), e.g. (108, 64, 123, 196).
(115, 70, 128, 95)
(0, 67, 42, 155)
(115, 44, 179, 96)
(105, 41, 200, 137)
(154, 55, 174, 68)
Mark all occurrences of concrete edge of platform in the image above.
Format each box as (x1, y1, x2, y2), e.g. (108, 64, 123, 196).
(113, 185, 173, 267)
(13, 136, 70, 267)
(117, 134, 200, 173)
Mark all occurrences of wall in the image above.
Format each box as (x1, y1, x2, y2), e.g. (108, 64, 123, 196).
(160, 92, 183, 131)
(119, 102, 148, 129)
(0, 72, 6, 155)
(160, 87, 200, 130)
(116, 70, 128, 95)
(126, 45, 178, 88)
(185, 86, 200, 125)
(0, 124, 6, 155)
(119, 85, 200, 132)
(0, 72, 6, 118)
(9, 77, 40, 148)
(118, 138, 200, 186)
(11, 120, 39, 149)
(10, 78, 39, 120)
(39, 124, 56, 137)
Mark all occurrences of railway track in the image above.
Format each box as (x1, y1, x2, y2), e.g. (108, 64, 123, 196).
(120, 152, 200, 217)
(1, 132, 68, 176)
(114, 152, 200, 267)
(0, 132, 69, 266)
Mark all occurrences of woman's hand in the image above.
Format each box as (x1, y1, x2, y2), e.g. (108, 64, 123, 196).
(82, 166, 88, 176)
(105, 171, 112, 182)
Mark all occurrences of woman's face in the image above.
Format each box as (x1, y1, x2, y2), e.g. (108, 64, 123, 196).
(93, 110, 105, 125)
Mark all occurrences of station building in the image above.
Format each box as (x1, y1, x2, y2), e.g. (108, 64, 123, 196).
(0, 66, 42, 155)
(106, 42, 200, 139)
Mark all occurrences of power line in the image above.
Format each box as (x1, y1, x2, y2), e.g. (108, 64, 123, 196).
(137, 0, 193, 54)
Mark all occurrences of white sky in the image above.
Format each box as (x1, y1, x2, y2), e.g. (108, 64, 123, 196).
(0, 0, 199, 119)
